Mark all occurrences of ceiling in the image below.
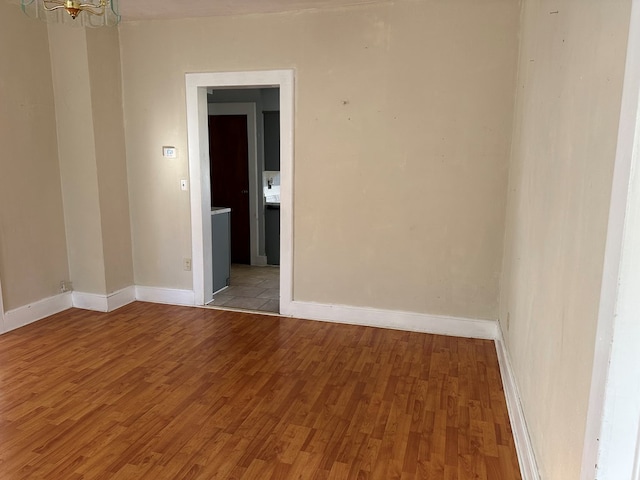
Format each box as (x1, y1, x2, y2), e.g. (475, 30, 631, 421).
(119, 0, 390, 20)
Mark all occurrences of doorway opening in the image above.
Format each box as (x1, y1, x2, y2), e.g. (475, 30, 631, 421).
(185, 70, 294, 316)
(207, 89, 281, 313)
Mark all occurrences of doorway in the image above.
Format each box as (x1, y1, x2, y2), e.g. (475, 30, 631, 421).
(207, 96, 279, 313)
(185, 70, 294, 315)
(207, 102, 261, 266)
(209, 114, 250, 264)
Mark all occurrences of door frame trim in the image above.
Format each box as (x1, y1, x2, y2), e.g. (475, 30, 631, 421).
(207, 102, 263, 267)
(581, 1, 640, 477)
(185, 70, 294, 310)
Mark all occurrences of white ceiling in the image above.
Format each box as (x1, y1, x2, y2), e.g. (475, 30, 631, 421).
(119, 0, 390, 20)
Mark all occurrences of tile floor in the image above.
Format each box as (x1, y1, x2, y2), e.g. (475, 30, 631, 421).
(209, 264, 280, 314)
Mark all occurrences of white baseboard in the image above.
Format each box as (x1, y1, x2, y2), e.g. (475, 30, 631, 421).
(1, 287, 497, 342)
(135, 286, 195, 306)
(72, 291, 108, 312)
(2, 292, 72, 333)
(281, 300, 498, 339)
(107, 286, 136, 311)
(1, 285, 192, 332)
(495, 326, 540, 480)
(71, 286, 136, 312)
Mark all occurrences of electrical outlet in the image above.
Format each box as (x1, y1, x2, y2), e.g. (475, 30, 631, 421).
(60, 280, 73, 293)
(183, 258, 192, 271)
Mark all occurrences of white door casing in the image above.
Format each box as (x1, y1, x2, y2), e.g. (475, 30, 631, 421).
(581, 1, 640, 478)
(185, 70, 294, 311)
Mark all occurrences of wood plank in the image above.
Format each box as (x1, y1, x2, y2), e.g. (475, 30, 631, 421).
(0, 302, 521, 479)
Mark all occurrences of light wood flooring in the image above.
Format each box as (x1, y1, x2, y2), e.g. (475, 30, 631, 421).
(0, 302, 521, 479)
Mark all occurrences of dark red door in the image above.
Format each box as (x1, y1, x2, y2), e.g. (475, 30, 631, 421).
(208, 115, 251, 265)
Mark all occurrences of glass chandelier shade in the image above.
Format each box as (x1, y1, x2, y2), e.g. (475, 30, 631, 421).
(20, 0, 121, 27)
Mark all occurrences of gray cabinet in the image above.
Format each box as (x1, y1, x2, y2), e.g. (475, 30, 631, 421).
(265, 204, 280, 266)
(212, 208, 231, 293)
(263, 111, 280, 171)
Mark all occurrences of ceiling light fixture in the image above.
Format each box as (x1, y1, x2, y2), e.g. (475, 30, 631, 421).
(20, 0, 120, 27)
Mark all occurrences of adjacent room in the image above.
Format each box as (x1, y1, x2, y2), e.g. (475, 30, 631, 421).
(206, 87, 282, 314)
(1, 0, 639, 479)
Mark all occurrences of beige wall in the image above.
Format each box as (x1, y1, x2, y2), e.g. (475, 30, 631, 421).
(0, 5, 70, 311)
(48, 25, 133, 296)
(49, 26, 107, 295)
(120, 0, 520, 319)
(499, 0, 631, 478)
(1, 1, 635, 475)
(87, 28, 134, 293)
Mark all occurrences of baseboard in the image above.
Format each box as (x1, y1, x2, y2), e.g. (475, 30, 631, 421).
(135, 286, 195, 306)
(107, 286, 136, 311)
(72, 291, 108, 312)
(2, 292, 72, 333)
(281, 300, 498, 339)
(71, 286, 136, 312)
(495, 326, 540, 480)
(1, 285, 185, 333)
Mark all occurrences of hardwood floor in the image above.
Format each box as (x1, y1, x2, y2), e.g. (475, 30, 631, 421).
(0, 302, 521, 479)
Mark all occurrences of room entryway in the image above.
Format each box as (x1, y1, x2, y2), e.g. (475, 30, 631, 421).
(185, 70, 293, 316)
(206, 90, 281, 315)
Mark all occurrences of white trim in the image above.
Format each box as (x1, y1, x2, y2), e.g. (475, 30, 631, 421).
(634, 421, 640, 480)
(134, 286, 195, 306)
(71, 286, 136, 312)
(207, 102, 262, 267)
(282, 300, 498, 339)
(278, 74, 294, 314)
(106, 286, 136, 311)
(2, 292, 72, 333)
(495, 329, 540, 480)
(582, 1, 640, 478)
(591, 85, 640, 478)
(186, 70, 294, 309)
(186, 83, 210, 304)
(595, 143, 640, 479)
(72, 291, 108, 312)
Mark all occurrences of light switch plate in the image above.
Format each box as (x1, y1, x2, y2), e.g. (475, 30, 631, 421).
(163, 146, 177, 158)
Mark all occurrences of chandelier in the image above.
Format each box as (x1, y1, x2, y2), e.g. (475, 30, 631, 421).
(20, 0, 121, 27)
